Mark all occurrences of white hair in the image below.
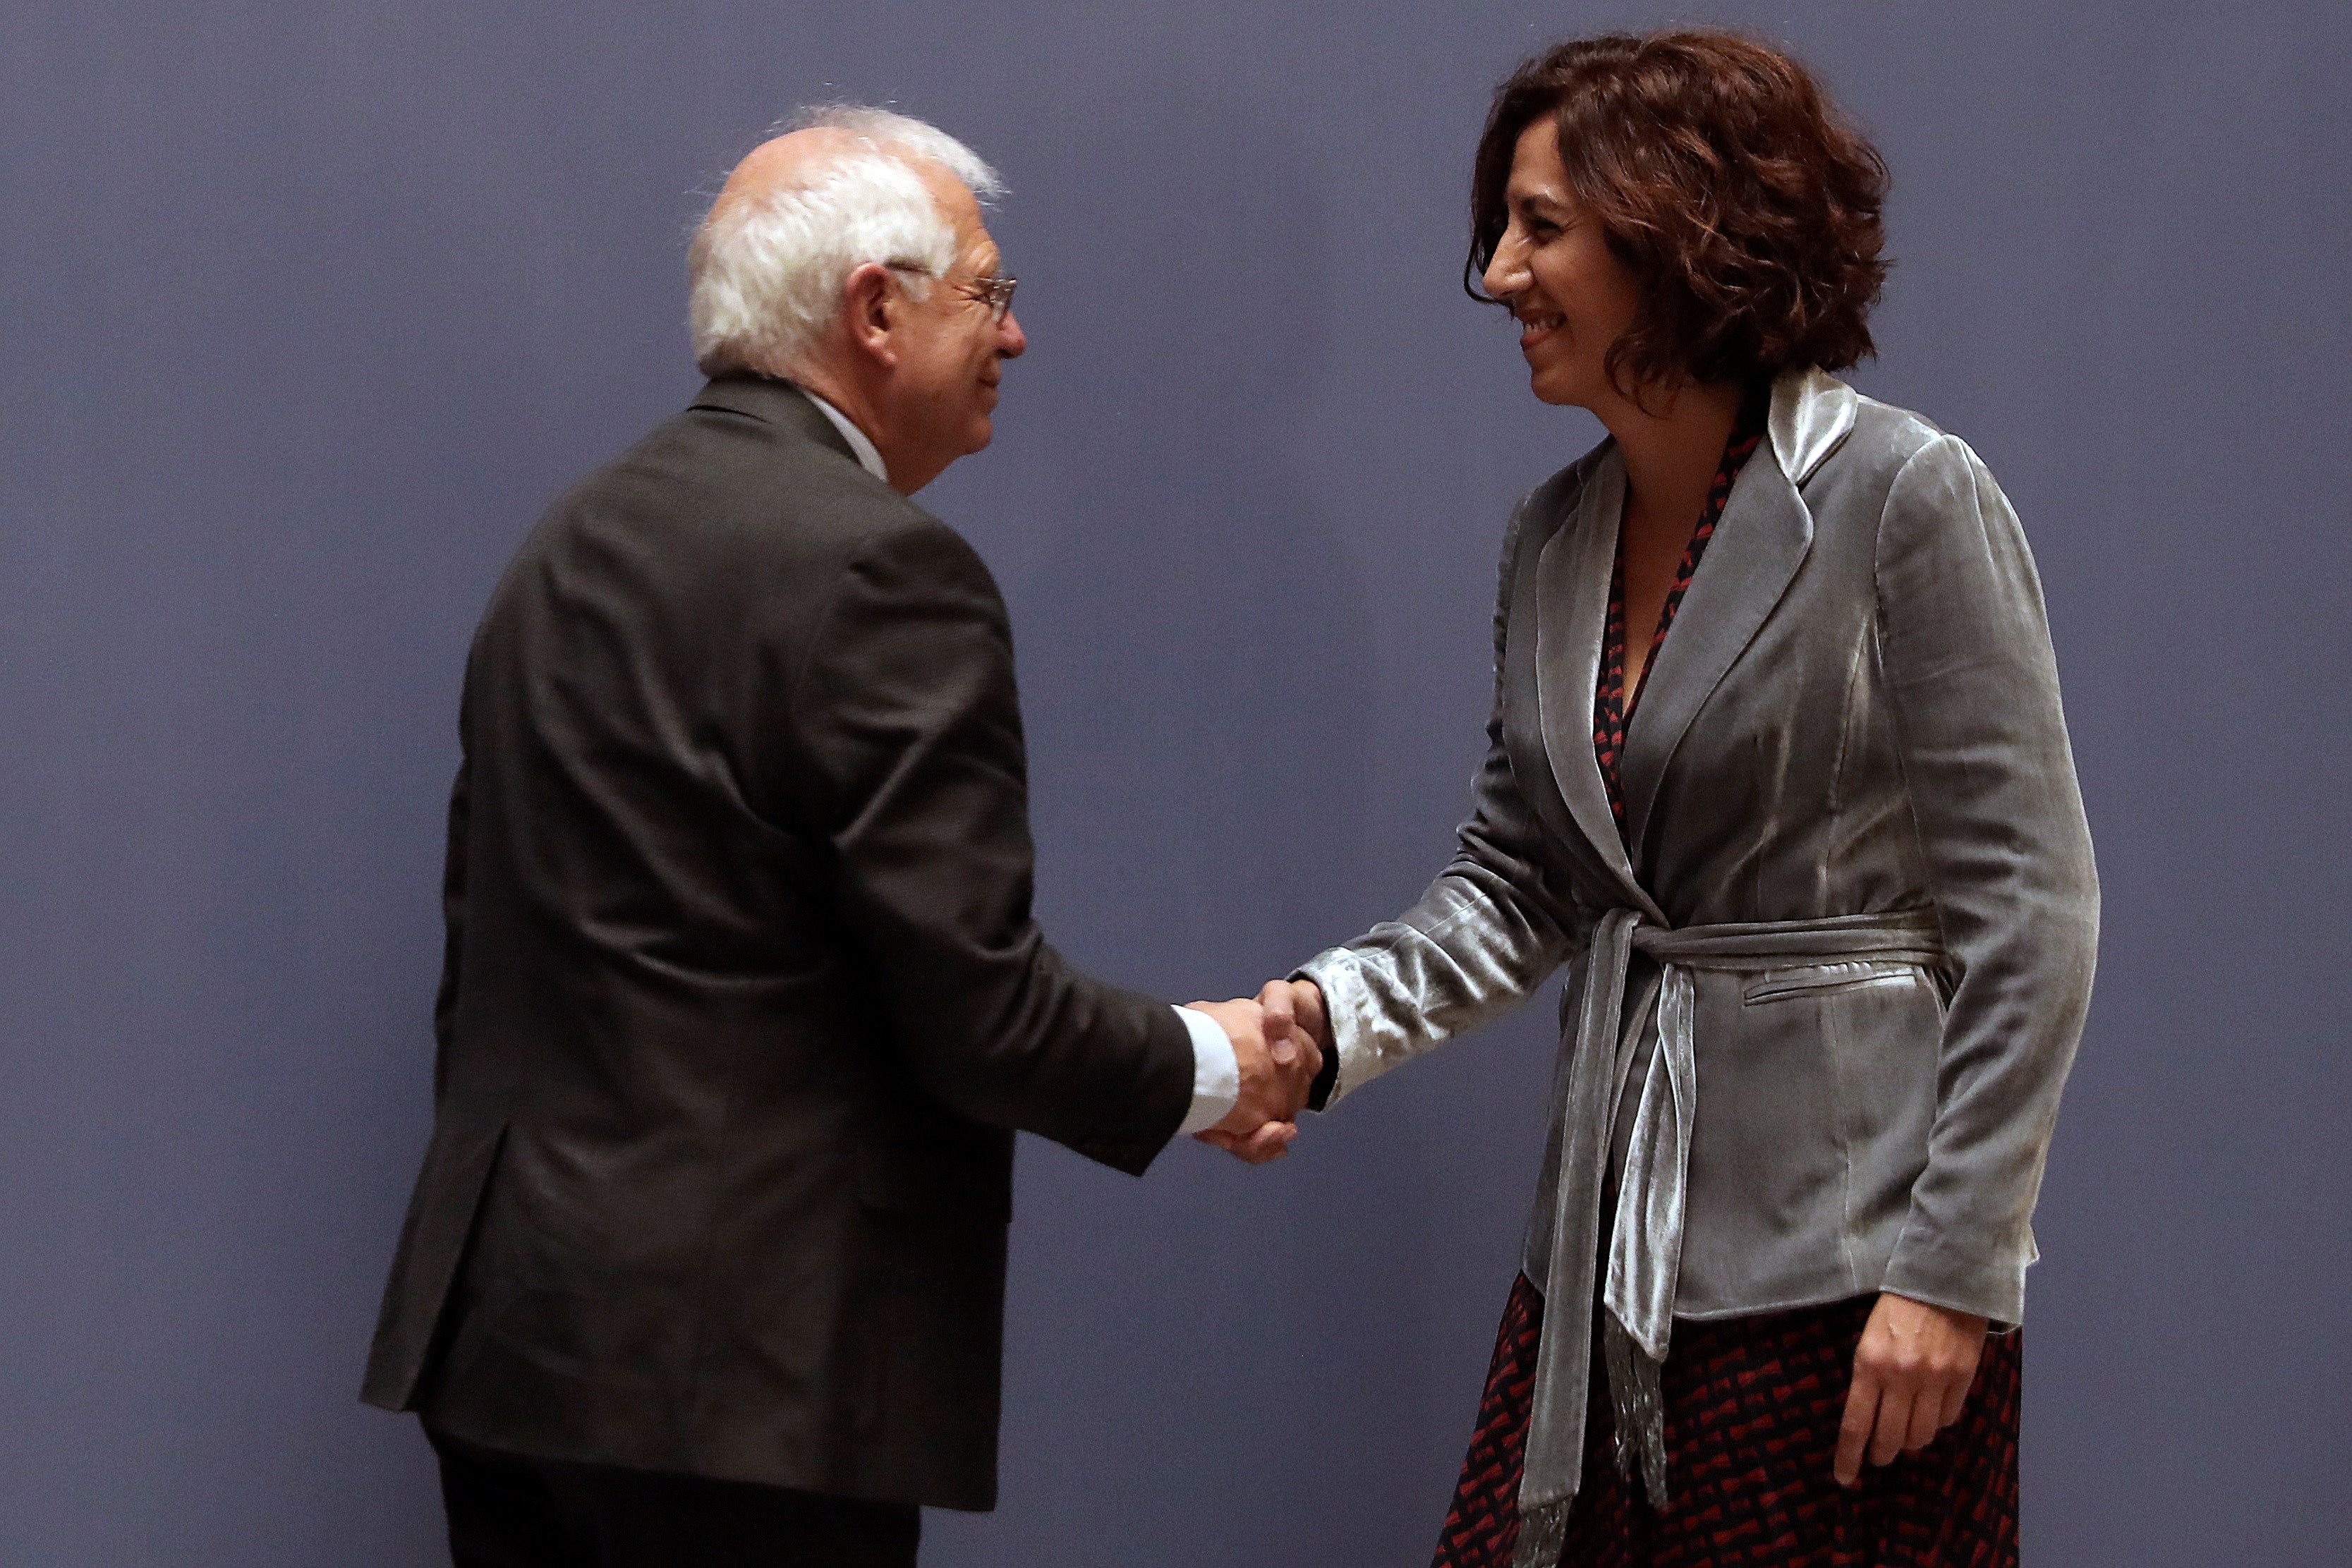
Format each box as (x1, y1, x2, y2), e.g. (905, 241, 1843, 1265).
(688, 107, 1004, 378)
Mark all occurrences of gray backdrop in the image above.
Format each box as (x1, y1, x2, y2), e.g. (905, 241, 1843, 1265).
(5, 1, 2346, 1563)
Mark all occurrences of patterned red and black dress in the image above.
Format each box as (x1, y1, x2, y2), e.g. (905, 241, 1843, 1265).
(1430, 393, 2022, 1568)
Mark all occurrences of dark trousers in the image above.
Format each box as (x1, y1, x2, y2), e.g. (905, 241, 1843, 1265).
(429, 1428, 921, 1568)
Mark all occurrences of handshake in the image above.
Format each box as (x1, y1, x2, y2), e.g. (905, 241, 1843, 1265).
(1183, 979, 1330, 1165)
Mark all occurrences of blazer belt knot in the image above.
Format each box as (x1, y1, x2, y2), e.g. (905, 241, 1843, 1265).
(1510, 907, 1946, 1567)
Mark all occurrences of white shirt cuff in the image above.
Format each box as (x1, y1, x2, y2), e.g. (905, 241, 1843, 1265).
(1173, 1006, 1240, 1136)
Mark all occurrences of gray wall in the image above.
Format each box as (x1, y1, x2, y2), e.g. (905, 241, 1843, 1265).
(4, 1, 2346, 1562)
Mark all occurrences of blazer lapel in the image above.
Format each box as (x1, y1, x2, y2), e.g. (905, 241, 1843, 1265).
(1616, 473, 1794, 861)
(1529, 449, 1659, 915)
(1618, 370, 1857, 860)
(1502, 470, 1627, 914)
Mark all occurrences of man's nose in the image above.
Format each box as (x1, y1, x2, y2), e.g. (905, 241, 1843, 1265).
(996, 308, 1027, 359)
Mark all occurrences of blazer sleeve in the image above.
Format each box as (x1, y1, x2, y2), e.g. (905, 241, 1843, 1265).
(1295, 499, 1586, 1106)
(784, 515, 1195, 1175)
(1872, 433, 2101, 1325)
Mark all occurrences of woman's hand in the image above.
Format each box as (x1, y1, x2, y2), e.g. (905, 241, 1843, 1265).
(1833, 1292, 1989, 1487)
(1254, 978, 1328, 1062)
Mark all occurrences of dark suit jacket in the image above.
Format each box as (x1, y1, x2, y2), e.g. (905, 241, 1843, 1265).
(360, 375, 1196, 1510)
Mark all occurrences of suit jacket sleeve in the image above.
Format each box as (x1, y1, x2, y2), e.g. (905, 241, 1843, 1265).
(783, 514, 1194, 1174)
(1872, 434, 2101, 1325)
(1295, 497, 1584, 1106)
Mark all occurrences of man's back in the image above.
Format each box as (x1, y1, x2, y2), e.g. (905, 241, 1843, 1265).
(363, 377, 1192, 1507)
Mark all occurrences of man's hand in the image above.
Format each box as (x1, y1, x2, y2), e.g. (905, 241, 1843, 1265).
(1184, 997, 1319, 1165)
(1833, 1292, 1989, 1487)
(1200, 978, 1328, 1166)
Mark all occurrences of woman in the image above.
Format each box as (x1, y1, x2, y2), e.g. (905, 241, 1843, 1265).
(1247, 31, 2096, 1568)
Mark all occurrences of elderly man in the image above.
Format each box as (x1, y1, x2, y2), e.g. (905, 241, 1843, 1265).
(360, 108, 1314, 1567)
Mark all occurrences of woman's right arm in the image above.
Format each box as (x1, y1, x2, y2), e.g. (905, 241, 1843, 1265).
(1283, 503, 1586, 1108)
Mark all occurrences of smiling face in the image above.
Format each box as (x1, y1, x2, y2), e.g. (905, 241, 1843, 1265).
(1481, 114, 1647, 411)
(884, 166, 1027, 480)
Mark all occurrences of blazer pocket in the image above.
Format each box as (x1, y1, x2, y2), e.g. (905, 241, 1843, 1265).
(1742, 961, 1929, 1007)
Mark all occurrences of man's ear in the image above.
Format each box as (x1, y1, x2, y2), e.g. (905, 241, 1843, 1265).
(842, 262, 898, 368)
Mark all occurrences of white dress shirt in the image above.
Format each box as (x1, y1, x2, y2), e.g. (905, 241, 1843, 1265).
(794, 384, 1240, 1136)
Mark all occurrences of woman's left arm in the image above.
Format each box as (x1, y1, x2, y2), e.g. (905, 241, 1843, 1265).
(1841, 432, 2101, 1480)
(1871, 431, 2101, 1328)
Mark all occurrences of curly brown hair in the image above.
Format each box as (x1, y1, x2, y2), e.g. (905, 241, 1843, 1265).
(1468, 30, 1891, 392)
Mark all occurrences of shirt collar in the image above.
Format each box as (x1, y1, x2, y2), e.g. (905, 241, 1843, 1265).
(792, 385, 889, 484)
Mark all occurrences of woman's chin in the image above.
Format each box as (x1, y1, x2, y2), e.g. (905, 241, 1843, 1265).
(1524, 369, 1587, 408)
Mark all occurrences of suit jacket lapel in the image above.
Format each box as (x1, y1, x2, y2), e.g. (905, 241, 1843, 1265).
(1617, 440, 1814, 863)
(1525, 449, 1660, 916)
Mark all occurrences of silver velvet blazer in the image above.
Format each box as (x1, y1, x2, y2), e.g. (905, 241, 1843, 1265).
(1298, 368, 2097, 1534)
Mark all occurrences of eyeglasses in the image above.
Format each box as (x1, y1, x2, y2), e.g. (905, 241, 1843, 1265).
(957, 272, 1018, 322)
(886, 262, 1019, 323)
